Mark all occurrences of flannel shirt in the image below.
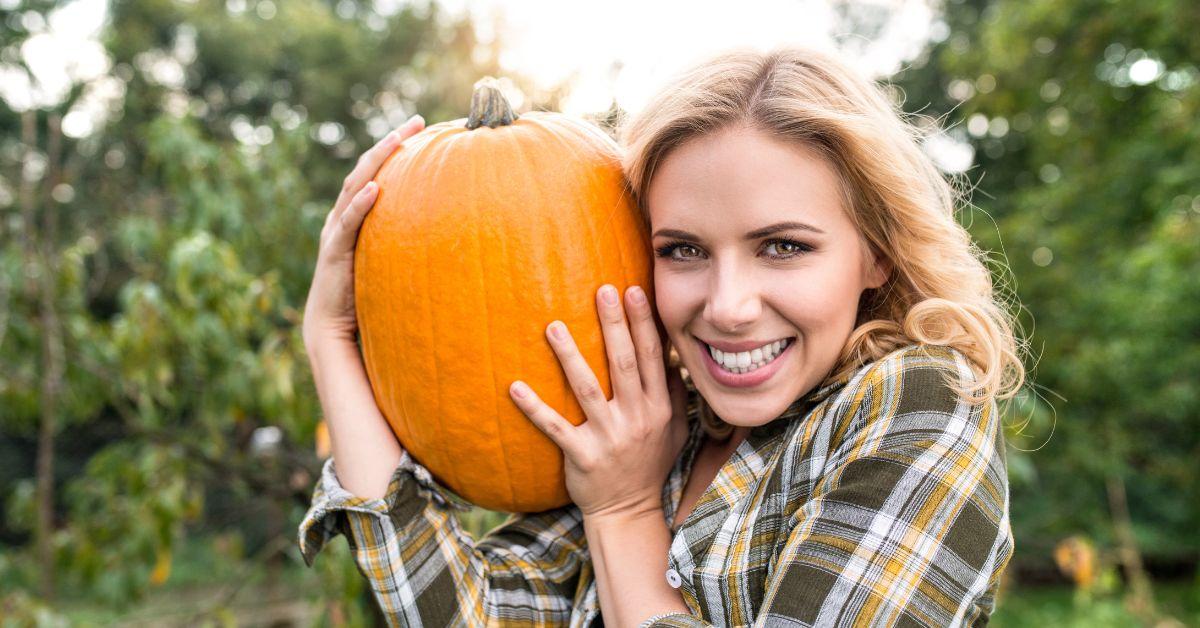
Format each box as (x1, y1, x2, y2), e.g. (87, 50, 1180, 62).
(298, 344, 1013, 627)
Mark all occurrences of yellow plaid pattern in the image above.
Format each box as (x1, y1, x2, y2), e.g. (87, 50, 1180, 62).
(299, 344, 1013, 627)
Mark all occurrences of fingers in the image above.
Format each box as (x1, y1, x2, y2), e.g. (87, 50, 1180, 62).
(327, 181, 380, 251)
(624, 285, 668, 406)
(509, 381, 584, 457)
(596, 284, 644, 408)
(332, 114, 425, 218)
(545, 320, 613, 425)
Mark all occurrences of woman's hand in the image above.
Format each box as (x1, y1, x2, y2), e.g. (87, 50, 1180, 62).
(509, 284, 691, 520)
(302, 115, 425, 345)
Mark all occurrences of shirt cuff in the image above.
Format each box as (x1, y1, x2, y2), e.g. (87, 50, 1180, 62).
(297, 449, 472, 566)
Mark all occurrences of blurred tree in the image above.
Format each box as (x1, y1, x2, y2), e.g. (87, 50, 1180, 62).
(2, 0, 521, 619)
(894, 0, 1200, 613)
(0, 1, 113, 600)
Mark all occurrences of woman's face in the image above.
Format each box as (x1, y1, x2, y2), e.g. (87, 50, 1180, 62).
(647, 123, 888, 427)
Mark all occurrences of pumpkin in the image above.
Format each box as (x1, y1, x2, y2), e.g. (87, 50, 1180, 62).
(354, 78, 653, 512)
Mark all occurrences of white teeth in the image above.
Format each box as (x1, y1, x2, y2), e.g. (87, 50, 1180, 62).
(707, 338, 791, 374)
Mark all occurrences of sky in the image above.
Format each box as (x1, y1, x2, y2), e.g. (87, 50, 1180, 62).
(1, 0, 966, 168)
(439, 0, 938, 115)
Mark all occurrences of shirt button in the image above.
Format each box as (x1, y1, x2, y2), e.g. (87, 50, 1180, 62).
(665, 568, 682, 589)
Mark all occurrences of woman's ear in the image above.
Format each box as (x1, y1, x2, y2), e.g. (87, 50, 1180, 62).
(865, 246, 892, 290)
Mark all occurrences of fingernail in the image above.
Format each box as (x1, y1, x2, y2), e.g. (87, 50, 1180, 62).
(629, 286, 646, 304)
(407, 114, 423, 126)
(601, 285, 618, 305)
(511, 381, 529, 398)
(549, 321, 567, 340)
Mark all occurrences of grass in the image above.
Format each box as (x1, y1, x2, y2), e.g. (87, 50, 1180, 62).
(993, 581, 1200, 627)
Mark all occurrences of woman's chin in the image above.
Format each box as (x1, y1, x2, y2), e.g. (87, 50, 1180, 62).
(683, 348, 817, 427)
(691, 379, 795, 428)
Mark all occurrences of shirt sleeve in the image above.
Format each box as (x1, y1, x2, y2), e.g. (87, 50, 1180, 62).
(641, 346, 1014, 628)
(298, 450, 593, 627)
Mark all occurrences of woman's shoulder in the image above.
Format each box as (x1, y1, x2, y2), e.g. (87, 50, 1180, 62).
(825, 343, 987, 433)
(777, 342, 1003, 488)
(847, 343, 977, 400)
(858, 343, 975, 382)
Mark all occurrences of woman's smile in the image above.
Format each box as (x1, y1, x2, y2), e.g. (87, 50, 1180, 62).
(694, 334, 795, 388)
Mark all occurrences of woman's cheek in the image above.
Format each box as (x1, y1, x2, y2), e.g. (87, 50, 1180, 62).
(781, 268, 857, 335)
(654, 270, 698, 323)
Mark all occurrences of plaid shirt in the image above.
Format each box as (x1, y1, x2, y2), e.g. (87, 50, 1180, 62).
(299, 344, 1013, 627)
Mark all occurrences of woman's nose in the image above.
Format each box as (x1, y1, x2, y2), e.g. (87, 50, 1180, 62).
(703, 266, 762, 334)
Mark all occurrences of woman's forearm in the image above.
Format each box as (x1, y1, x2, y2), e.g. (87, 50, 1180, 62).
(584, 509, 691, 627)
(305, 333, 403, 500)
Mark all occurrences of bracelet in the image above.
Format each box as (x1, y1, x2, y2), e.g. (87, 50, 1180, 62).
(639, 611, 686, 627)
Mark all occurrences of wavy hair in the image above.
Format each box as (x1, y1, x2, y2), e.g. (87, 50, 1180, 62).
(619, 48, 1026, 439)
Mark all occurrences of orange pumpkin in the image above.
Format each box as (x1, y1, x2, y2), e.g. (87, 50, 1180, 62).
(354, 78, 653, 512)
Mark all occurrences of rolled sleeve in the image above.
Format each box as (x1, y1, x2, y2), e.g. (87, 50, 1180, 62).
(298, 451, 470, 567)
(297, 449, 596, 626)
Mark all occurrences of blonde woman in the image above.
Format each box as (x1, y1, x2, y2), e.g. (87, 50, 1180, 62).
(299, 48, 1021, 627)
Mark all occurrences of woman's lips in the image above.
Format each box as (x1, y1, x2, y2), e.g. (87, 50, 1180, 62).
(693, 335, 792, 389)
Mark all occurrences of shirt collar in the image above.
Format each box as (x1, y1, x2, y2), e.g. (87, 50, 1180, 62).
(747, 369, 853, 438)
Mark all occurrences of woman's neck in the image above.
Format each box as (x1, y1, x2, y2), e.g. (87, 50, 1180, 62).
(709, 426, 751, 454)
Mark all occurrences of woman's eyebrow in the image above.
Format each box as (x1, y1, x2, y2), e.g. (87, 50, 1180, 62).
(652, 221, 826, 241)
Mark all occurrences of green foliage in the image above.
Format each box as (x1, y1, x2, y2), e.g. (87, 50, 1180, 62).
(894, 0, 1200, 563)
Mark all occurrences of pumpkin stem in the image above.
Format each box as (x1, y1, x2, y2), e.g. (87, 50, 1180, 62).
(466, 77, 519, 130)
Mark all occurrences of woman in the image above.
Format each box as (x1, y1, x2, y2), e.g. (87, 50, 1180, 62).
(299, 47, 1022, 627)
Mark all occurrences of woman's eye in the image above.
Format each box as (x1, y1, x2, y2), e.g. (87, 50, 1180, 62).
(654, 242, 701, 260)
(764, 239, 811, 258)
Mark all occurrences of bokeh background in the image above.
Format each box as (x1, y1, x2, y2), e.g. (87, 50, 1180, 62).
(2, 0, 1198, 625)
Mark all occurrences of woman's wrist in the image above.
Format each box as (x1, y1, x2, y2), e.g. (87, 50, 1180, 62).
(583, 506, 689, 626)
(302, 320, 358, 352)
(303, 331, 361, 385)
(581, 500, 666, 527)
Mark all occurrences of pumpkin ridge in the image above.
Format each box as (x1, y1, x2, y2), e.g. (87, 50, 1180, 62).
(495, 146, 530, 509)
(561, 125, 635, 340)
(508, 126, 568, 506)
(566, 123, 638, 315)
(543, 125, 611, 396)
(505, 133, 556, 507)
(472, 142, 518, 510)
(423, 137, 459, 499)
(390, 134, 434, 476)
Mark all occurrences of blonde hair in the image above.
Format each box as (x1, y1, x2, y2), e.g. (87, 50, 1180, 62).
(620, 47, 1026, 439)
